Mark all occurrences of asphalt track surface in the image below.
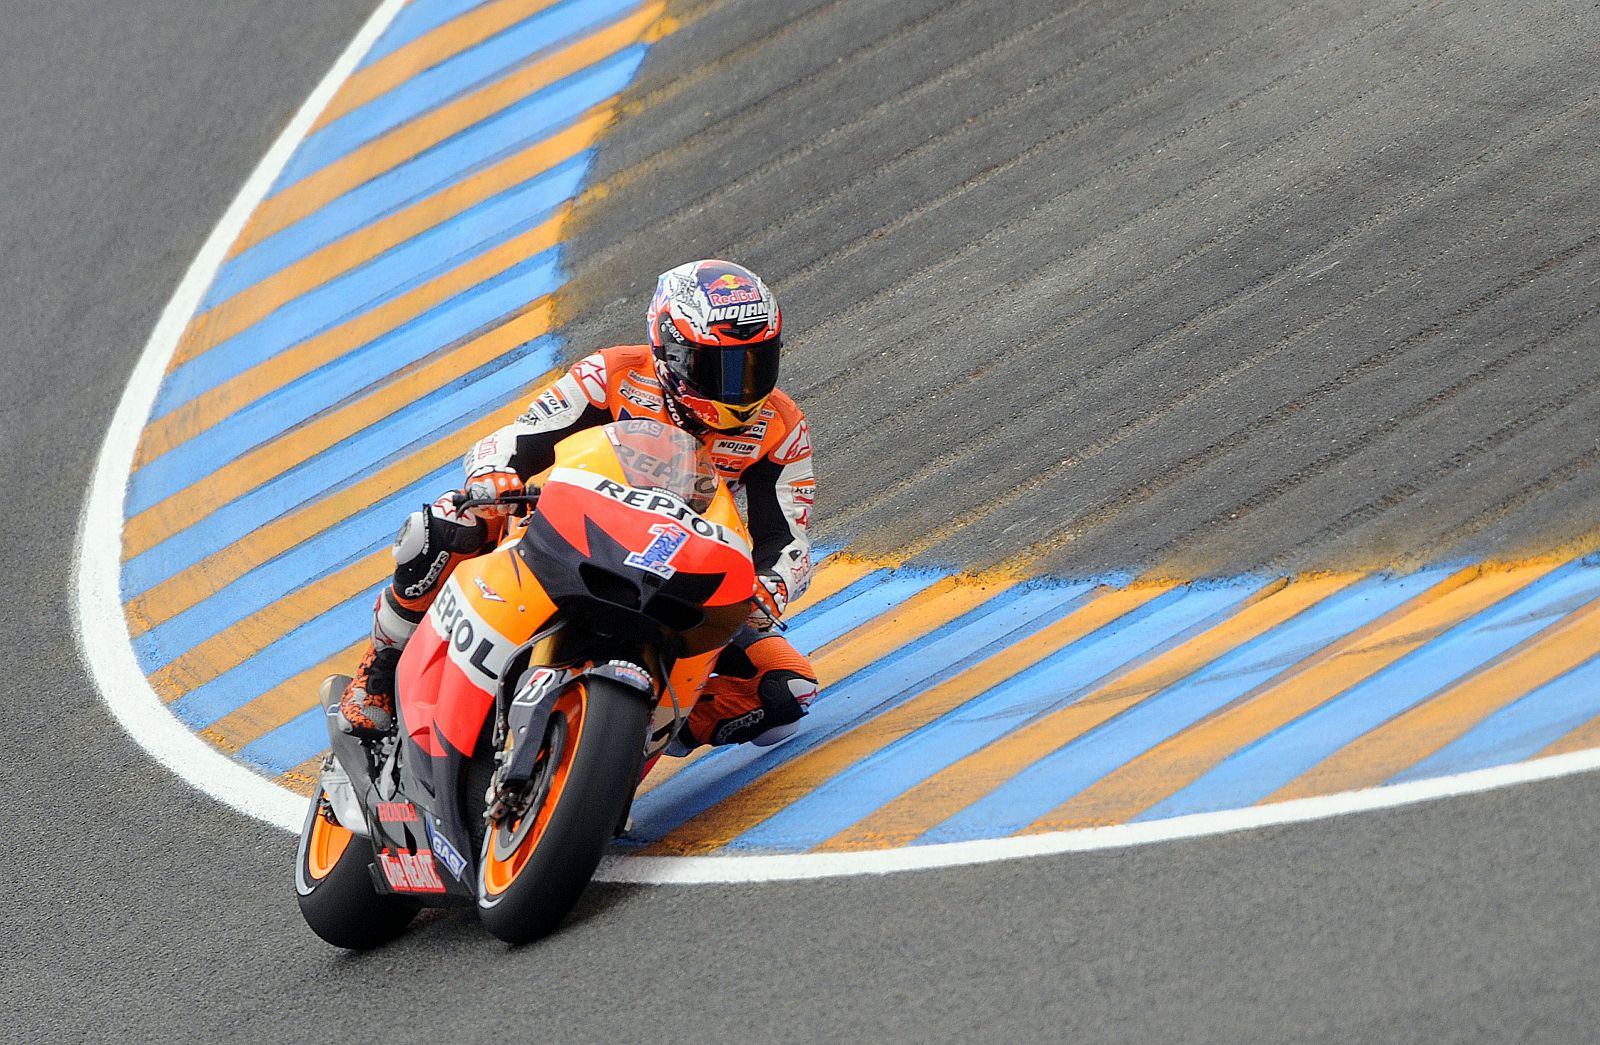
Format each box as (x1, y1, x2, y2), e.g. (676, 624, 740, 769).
(563, 0, 1600, 580)
(6, 0, 1600, 1042)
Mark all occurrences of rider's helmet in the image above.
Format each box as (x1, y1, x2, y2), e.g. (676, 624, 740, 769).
(647, 259, 782, 435)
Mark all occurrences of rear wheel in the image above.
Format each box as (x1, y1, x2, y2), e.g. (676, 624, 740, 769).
(477, 677, 648, 944)
(294, 786, 418, 949)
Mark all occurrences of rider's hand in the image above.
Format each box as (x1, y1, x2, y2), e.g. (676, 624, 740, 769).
(747, 572, 789, 631)
(461, 465, 525, 518)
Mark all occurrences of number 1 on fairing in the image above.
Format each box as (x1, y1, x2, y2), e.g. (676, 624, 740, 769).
(625, 522, 691, 579)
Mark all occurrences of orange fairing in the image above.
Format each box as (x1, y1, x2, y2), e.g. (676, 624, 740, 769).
(397, 546, 556, 758)
(537, 425, 754, 609)
(544, 424, 749, 539)
(534, 482, 754, 608)
(395, 420, 755, 757)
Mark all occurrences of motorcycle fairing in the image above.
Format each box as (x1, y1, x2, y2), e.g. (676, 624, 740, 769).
(515, 473, 754, 753)
(530, 476, 754, 602)
(332, 420, 759, 908)
(401, 546, 550, 760)
(375, 847, 447, 893)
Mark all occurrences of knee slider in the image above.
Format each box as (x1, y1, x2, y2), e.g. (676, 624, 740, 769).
(372, 589, 422, 650)
(391, 510, 429, 566)
(756, 670, 818, 730)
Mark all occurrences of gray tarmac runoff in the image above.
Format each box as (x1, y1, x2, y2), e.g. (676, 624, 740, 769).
(5, 0, 1599, 1041)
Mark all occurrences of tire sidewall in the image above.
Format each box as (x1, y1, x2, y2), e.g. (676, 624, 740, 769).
(295, 791, 418, 949)
(477, 677, 649, 943)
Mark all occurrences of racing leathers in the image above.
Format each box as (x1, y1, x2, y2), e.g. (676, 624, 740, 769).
(339, 345, 819, 751)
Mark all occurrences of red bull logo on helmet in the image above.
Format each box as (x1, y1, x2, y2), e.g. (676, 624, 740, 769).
(702, 270, 761, 308)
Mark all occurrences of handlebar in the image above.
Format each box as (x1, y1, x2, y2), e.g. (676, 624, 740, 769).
(451, 490, 541, 513)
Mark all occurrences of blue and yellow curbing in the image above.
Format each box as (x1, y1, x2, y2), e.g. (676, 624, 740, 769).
(115, 0, 1600, 860)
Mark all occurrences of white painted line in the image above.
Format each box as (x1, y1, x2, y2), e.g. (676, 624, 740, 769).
(73, 0, 411, 834)
(73, 0, 1600, 886)
(595, 745, 1600, 883)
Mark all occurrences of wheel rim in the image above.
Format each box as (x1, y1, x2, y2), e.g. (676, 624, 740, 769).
(491, 714, 567, 860)
(304, 793, 354, 881)
(480, 684, 587, 897)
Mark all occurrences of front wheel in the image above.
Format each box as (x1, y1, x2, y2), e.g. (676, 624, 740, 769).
(294, 787, 418, 949)
(477, 677, 648, 944)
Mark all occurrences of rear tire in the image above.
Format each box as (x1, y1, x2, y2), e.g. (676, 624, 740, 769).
(477, 677, 648, 944)
(294, 789, 418, 949)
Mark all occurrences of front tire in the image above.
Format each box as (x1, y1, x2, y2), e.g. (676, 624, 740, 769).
(294, 788, 418, 949)
(477, 677, 648, 944)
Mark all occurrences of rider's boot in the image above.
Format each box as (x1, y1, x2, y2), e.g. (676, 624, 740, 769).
(337, 588, 422, 738)
(338, 643, 401, 738)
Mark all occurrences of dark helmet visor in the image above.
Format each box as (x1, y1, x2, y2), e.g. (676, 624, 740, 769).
(685, 340, 780, 406)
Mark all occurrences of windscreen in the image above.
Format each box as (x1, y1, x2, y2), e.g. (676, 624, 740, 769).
(603, 419, 721, 513)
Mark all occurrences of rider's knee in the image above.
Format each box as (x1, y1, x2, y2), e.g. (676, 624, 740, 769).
(678, 634, 819, 750)
(389, 496, 492, 608)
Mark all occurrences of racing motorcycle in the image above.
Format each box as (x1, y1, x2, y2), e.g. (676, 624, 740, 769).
(295, 419, 755, 947)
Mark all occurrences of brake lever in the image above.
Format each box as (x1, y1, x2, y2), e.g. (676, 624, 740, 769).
(453, 490, 541, 514)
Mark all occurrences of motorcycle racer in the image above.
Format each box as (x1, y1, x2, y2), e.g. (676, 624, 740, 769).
(338, 260, 819, 758)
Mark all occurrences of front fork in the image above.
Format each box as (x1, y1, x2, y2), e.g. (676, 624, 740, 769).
(484, 649, 659, 825)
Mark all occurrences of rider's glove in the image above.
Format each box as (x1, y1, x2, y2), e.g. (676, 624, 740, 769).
(461, 465, 525, 518)
(746, 572, 789, 632)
